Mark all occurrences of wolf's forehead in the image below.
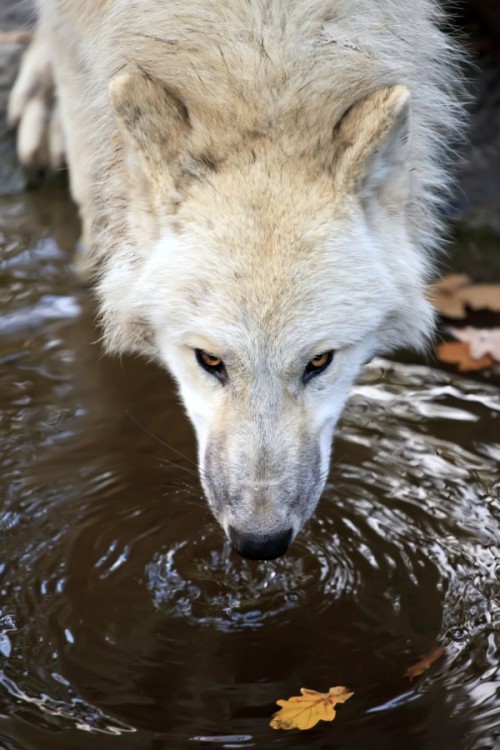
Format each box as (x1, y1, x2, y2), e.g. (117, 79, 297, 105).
(145, 193, 397, 350)
(172, 253, 393, 356)
(177, 243, 330, 318)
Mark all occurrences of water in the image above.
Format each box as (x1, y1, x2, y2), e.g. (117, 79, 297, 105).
(1, 182, 499, 750)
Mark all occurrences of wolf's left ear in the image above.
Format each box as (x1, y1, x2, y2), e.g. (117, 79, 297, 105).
(332, 85, 410, 210)
(109, 73, 191, 189)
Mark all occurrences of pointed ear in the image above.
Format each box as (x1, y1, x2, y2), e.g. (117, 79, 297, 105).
(109, 73, 190, 185)
(332, 85, 411, 210)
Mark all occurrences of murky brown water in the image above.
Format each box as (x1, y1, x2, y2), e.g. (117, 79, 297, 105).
(1, 181, 500, 750)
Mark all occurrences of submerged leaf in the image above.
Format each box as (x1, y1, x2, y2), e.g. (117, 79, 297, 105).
(270, 686, 353, 731)
(405, 645, 445, 680)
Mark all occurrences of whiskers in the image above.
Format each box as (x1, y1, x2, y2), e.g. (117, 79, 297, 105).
(152, 454, 199, 481)
(125, 410, 201, 488)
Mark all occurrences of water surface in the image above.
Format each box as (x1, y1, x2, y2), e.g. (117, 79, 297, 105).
(0, 183, 499, 750)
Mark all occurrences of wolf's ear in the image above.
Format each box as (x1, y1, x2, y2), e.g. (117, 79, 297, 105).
(109, 73, 190, 186)
(332, 85, 410, 210)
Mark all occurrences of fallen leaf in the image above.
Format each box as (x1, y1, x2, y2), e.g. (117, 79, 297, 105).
(450, 327, 500, 361)
(433, 274, 471, 293)
(270, 686, 353, 731)
(427, 274, 471, 318)
(456, 285, 500, 314)
(429, 275, 500, 319)
(405, 645, 445, 680)
(435, 341, 494, 372)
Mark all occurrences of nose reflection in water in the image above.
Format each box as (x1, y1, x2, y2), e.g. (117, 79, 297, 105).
(1, 184, 500, 750)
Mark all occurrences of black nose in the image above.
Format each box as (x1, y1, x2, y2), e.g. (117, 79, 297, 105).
(229, 527, 293, 561)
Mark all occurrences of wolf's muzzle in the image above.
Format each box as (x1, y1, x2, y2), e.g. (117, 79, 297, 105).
(229, 526, 293, 561)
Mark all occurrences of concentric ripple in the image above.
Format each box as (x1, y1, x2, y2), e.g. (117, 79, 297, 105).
(144, 361, 500, 647)
(145, 515, 357, 631)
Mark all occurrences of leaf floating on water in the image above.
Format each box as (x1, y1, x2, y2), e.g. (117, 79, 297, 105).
(270, 686, 353, 731)
(405, 645, 445, 680)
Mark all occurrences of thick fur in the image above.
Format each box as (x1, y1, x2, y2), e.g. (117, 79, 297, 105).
(11, 1, 463, 553)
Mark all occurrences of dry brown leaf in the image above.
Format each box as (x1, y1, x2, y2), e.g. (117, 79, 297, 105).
(427, 274, 471, 319)
(434, 274, 471, 293)
(456, 285, 500, 313)
(435, 341, 495, 372)
(450, 327, 500, 361)
(270, 686, 353, 731)
(405, 646, 445, 680)
(429, 275, 500, 319)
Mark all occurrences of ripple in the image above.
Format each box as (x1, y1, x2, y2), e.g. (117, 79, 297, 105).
(145, 515, 357, 631)
(2, 200, 500, 750)
(0, 294, 81, 336)
(144, 360, 500, 646)
(0, 670, 135, 736)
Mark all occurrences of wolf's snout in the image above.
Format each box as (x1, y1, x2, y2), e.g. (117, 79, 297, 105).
(229, 526, 293, 561)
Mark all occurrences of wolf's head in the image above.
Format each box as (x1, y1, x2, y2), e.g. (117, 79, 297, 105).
(101, 75, 434, 559)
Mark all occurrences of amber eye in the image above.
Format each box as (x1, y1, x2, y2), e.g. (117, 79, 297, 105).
(195, 349, 227, 383)
(303, 350, 334, 384)
(199, 351, 222, 368)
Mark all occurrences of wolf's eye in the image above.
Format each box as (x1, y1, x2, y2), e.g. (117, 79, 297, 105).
(303, 350, 334, 384)
(195, 349, 227, 383)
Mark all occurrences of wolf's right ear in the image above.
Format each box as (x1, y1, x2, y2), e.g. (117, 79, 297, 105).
(109, 73, 190, 188)
(332, 85, 411, 211)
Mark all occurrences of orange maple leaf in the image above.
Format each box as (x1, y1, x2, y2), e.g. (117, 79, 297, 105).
(270, 686, 353, 731)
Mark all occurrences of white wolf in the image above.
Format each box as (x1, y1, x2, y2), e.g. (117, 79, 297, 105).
(10, 0, 462, 559)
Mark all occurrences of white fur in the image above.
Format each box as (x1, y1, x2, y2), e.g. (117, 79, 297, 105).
(11, 0, 464, 552)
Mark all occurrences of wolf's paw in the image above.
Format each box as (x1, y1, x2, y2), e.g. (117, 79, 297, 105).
(8, 29, 65, 171)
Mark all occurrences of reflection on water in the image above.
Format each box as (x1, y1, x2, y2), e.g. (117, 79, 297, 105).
(0, 184, 499, 749)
